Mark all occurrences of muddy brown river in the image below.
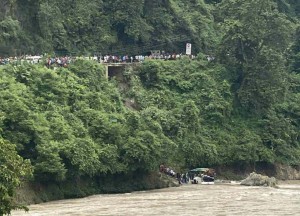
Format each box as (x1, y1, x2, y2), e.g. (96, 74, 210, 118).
(12, 182, 300, 216)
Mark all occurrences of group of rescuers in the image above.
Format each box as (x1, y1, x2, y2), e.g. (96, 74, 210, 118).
(159, 164, 215, 185)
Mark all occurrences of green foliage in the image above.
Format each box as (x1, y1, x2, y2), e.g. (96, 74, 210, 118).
(0, 138, 32, 216)
(126, 42, 300, 168)
(0, 60, 179, 186)
(290, 27, 300, 73)
(0, 55, 299, 195)
(0, 16, 21, 55)
(0, 0, 219, 54)
(218, 0, 295, 113)
(0, 0, 300, 197)
(0, 0, 299, 55)
(260, 110, 300, 164)
(126, 59, 232, 167)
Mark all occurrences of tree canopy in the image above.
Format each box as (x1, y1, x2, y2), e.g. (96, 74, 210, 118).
(1, 0, 300, 212)
(0, 137, 32, 215)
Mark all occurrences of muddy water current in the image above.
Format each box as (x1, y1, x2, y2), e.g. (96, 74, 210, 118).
(12, 182, 300, 216)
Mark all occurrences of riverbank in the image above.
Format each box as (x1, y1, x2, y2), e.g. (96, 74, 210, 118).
(15, 163, 300, 206)
(15, 172, 179, 206)
(215, 163, 300, 181)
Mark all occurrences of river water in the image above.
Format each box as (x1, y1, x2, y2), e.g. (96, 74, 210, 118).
(12, 182, 300, 216)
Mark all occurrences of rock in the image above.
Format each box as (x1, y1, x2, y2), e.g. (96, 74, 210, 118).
(241, 172, 277, 187)
(275, 164, 300, 180)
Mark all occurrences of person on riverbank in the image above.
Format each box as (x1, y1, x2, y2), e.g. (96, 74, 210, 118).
(176, 172, 182, 185)
(182, 173, 187, 183)
(159, 164, 165, 172)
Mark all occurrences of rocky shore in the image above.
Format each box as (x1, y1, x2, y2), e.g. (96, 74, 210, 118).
(241, 172, 277, 187)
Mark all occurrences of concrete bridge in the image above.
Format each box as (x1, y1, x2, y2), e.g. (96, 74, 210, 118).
(103, 63, 139, 79)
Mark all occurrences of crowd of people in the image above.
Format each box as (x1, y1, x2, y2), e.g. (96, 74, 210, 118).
(159, 164, 216, 185)
(0, 55, 42, 65)
(0, 52, 203, 67)
(100, 53, 196, 63)
(46, 56, 73, 68)
(159, 164, 192, 185)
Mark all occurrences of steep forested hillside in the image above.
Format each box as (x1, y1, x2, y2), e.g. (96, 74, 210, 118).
(0, 0, 220, 55)
(1, 0, 299, 55)
(1, 0, 300, 214)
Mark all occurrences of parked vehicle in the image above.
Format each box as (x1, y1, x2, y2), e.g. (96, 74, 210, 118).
(189, 168, 216, 184)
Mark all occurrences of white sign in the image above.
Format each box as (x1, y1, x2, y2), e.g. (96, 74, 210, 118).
(186, 43, 192, 55)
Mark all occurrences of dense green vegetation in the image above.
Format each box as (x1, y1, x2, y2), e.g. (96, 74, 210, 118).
(0, 0, 219, 55)
(1, 0, 300, 214)
(0, 0, 299, 56)
(0, 138, 32, 215)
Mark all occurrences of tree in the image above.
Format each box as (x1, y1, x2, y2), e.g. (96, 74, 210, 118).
(37, 2, 69, 51)
(290, 27, 300, 73)
(0, 16, 21, 55)
(103, 0, 153, 50)
(0, 138, 32, 216)
(218, 0, 295, 113)
(168, 0, 219, 53)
